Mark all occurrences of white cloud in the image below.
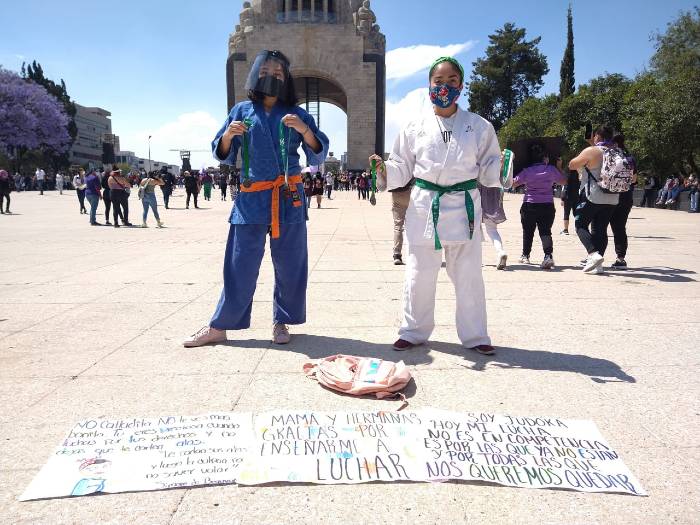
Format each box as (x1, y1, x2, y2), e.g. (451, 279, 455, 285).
(384, 88, 429, 152)
(119, 111, 220, 170)
(386, 41, 477, 81)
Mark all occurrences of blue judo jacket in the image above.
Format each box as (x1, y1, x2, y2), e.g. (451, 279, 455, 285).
(212, 101, 329, 226)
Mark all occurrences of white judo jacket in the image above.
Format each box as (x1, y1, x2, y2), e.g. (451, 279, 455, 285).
(379, 107, 502, 246)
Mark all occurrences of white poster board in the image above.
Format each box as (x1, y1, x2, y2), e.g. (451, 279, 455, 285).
(20, 409, 646, 500)
(20, 413, 254, 501)
(236, 409, 646, 496)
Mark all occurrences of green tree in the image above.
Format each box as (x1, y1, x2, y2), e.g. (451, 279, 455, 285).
(468, 23, 549, 130)
(22, 61, 78, 169)
(624, 8, 700, 175)
(559, 4, 575, 99)
(556, 73, 631, 154)
(498, 95, 560, 149)
(650, 7, 700, 79)
(623, 71, 700, 175)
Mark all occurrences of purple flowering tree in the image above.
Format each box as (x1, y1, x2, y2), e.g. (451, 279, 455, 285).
(0, 67, 71, 171)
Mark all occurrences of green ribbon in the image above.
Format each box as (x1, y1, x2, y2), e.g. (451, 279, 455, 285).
(370, 159, 377, 192)
(414, 178, 478, 250)
(501, 148, 513, 187)
(242, 118, 253, 186)
(278, 121, 289, 178)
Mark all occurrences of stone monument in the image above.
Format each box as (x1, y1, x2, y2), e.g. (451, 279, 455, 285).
(226, 0, 386, 171)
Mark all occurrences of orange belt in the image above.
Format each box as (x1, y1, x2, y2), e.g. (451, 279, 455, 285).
(240, 174, 303, 239)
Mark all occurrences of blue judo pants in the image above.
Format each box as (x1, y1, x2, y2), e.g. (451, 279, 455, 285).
(209, 222, 308, 330)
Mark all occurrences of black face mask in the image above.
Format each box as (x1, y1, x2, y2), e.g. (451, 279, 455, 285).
(254, 75, 285, 99)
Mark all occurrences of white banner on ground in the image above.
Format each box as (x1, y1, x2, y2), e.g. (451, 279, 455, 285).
(237, 409, 646, 496)
(20, 409, 646, 500)
(19, 413, 254, 501)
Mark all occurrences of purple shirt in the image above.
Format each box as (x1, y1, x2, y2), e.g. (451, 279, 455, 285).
(85, 173, 101, 196)
(514, 164, 567, 204)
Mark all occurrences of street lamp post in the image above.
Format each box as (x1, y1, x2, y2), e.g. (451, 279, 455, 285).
(148, 135, 152, 173)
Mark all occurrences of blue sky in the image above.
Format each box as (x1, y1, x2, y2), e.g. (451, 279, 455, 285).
(1, 0, 695, 167)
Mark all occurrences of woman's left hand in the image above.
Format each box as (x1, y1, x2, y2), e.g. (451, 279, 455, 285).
(282, 114, 308, 134)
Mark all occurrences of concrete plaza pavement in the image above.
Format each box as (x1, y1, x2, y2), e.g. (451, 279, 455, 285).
(0, 187, 698, 524)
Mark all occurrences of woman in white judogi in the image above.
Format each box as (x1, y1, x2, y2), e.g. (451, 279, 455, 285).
(372, 57, 502, 355)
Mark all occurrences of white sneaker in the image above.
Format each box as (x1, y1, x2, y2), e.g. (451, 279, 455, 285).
(141, 222, 148, 228)
(518, 255, 530, 264)
(272, 323, 291, 344)
(583, 252, 604, 273)
(540, 255, 555, 270)
(183, 326, 227, 347)
(497, 252, 507, 270)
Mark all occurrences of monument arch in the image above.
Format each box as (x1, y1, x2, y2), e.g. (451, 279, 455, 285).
(226, 0, 385, 171)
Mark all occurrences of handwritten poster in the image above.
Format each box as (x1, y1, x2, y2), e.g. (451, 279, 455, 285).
(418, 409, 645, 495)
(236, 409, 646, 496)
(19, 413, 254, 501)
(20, 409, 646, 500)
(237, 410, 428, 485)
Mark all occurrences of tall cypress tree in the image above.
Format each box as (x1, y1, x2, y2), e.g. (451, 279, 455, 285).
(559, 4, 575, 99)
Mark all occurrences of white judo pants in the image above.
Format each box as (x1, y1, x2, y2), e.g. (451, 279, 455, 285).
(398, 238, 491, 348)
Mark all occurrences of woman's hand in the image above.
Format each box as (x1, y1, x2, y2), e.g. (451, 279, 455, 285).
(223, 121, 249, 139)
(369, 154, 385, 172)
(281, 114, 309, 134)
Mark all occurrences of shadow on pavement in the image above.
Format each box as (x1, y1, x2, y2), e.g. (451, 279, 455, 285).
(485, 264, 696, 282)
(422, 342, 636, 384)
(220, 334, 635, 386)
(621, 266, 697, 282)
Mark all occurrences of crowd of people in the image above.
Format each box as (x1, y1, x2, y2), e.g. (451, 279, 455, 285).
(299, 170, 378, 208)
(649, 173, 699, 212)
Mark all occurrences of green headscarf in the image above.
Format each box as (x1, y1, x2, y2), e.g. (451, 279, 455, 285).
(429, 56, 465, 83)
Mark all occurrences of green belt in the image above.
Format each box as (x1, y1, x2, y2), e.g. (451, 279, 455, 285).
(415, 178, 478, 250)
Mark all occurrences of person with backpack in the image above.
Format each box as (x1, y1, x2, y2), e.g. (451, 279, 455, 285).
(358, 172, 368, 200)
(569, 125, 633, 274)
(303, 174, 313, 209)
(608, 133, 637, 269)
(108, 168, 133, 227)
(370, 56, 503, 355)
(183, 50, 329, 348)
(512, 143, 567, 269)
(312, 173, 324, 208)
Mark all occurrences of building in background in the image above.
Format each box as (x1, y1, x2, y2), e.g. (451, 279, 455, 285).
(70, 104, 115, 168)
(114, 151, 179, 175)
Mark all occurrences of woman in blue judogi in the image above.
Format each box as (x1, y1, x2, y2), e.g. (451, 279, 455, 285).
(184, 50, 329, 347)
